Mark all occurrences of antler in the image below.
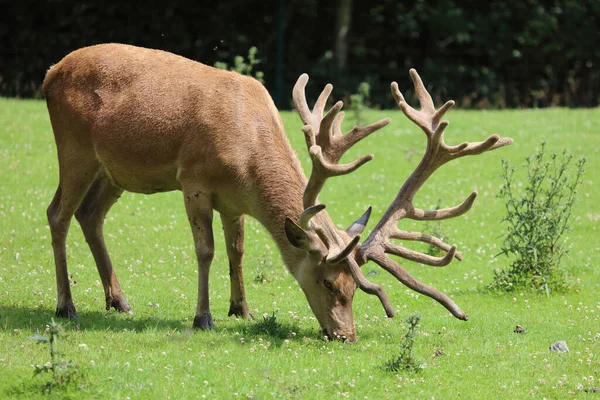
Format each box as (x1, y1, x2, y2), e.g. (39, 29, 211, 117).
(352, 69, 513, 320)
(292, 74, 390, 208)
(290, 74, 394, 276)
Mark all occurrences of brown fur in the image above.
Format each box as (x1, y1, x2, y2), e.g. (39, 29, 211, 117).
(44, 43, 357, 340)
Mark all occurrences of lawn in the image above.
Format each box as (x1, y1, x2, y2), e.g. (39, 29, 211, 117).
(0, 96, 598, 399)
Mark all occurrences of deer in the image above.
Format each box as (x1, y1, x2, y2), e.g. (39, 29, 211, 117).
(43, 43, 512, 342)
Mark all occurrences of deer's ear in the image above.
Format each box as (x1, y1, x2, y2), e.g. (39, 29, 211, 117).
(285, 218, 328, 258)
(285, 218, 311, 251)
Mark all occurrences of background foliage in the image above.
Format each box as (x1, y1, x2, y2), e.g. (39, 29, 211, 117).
(1, 0, 599, 108)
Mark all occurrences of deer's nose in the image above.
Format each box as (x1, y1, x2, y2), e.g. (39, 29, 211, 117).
(323, 329, 357, 343)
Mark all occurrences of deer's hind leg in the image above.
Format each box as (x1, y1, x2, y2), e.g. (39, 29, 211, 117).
(48, 159, 100, 319)
(75, 169, 131, 314)
(221, 215, 251, 318)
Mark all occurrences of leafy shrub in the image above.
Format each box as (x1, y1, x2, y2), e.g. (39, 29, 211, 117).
(490, 143, 586, 294)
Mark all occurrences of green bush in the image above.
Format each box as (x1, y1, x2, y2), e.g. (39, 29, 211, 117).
(214, 46, 264, 84)
(490, 143, 586, 294)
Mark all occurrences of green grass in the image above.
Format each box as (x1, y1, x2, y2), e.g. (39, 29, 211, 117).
(0, 97, 598, 398)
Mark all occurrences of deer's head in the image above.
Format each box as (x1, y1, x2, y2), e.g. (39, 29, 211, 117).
(284, 204, 376, 342)
(287, 71, 513, 341)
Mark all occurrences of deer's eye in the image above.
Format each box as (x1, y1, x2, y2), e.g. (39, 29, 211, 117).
(323, 280, 333, 290)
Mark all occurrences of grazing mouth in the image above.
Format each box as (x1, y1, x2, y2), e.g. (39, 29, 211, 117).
(322, 329, 354, 343)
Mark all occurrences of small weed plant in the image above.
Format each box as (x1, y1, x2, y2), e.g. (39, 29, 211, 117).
(385, 315, 423, 373)
(247, 312, 288, 338)
(254, 256, 273, 284)
(253, 312, 281, 336)
(491, 142, 586, 294)
(253, 271, 268, 284)
(214, 46, 264, 83)
(28, 319, 84, 393)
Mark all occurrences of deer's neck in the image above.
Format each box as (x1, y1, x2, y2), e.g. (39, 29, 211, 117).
(247, 133, 308, 275)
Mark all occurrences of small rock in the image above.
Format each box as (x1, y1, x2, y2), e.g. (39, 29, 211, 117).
(514, 325, 526, 334)
(367, 270, 380, 276)
(584, 387, 600, 393)
(549, 340, 569, 353)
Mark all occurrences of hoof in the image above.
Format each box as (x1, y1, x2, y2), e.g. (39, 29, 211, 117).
(193, 313, 215, 330)
(228, 301, 251, 318)
(107, 296, 133, 314)
(55, 303, 78, 319)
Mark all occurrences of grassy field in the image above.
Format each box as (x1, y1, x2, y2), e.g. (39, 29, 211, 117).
(0, 96, 598, 399)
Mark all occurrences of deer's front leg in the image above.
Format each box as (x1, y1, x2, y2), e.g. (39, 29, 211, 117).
(183, 188, 215, 330)
(220, 214, 251, 318)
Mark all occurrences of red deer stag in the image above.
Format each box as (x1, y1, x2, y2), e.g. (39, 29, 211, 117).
(43, 44, 511, 341)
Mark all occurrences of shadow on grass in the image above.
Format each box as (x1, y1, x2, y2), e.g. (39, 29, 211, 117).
(219, 313, 321, 347)
(0, 305, 321, 346)
(0, 305, 188, 333)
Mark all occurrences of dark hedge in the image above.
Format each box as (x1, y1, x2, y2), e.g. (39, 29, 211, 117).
(1, 0, 598, 108)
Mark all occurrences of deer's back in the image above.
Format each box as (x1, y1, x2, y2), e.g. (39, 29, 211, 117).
(43, 44, 293, 211)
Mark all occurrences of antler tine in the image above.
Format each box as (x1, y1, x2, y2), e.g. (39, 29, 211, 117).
(411, 191, 478, 221)
(318, 102, 391, 165)
(446, 135, 513, 160)
(302, 130, 374, 209)
(390, 229, 463, 261)
(368, 250, 468, 320)
(353, 69, 512, 320)
(338, 118, 392, 161)
(292, 73, 332, 134)
(293, 74, 390, 209)
(298, 204, 326, 230)
(314, 101, 344, 156)
(347, 257, 394, 317)
(392, 70, 455, 136)
(409, 68, 436, 114)
(384, 241, 458, 267)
